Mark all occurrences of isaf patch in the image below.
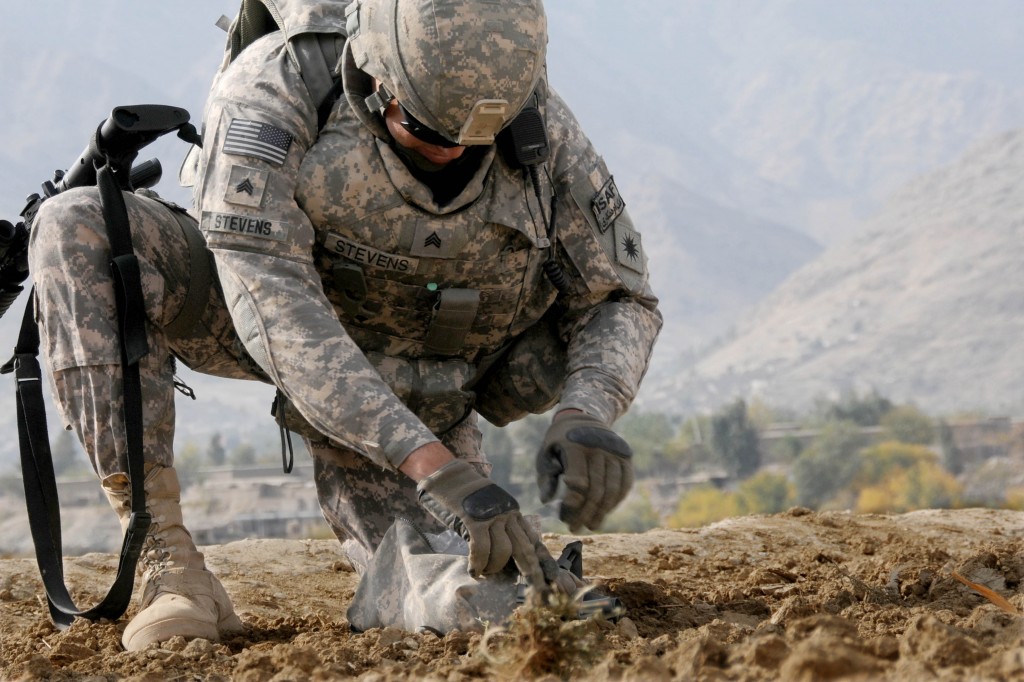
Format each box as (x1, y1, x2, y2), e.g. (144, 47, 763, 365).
(591, 176, 625, 234)
(225, 165, 268, 208)
(201, 211, 291, 242)
(614, 222, 645, 274)
(223, 118, 293, 166)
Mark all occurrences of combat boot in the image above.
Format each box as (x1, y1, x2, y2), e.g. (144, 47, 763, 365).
(102, 465, 244, 651)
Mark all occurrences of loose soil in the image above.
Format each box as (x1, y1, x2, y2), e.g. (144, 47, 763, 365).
(1, 508, 1021, 681)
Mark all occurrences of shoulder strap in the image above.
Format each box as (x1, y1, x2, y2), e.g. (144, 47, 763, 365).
(223, 0, 348, 131)
(291, 32, 346, 130)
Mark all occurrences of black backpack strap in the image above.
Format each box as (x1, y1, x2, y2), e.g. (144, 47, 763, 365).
(4, 164, 152, 629)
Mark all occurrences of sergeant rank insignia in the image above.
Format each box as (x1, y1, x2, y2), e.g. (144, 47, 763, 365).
(225, 165, 268, 208)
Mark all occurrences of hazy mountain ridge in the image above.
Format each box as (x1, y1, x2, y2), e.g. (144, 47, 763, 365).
(649, 128, 1024, 415)
(619, 171, 821, 347)
(1, 2, 1023, 468)
(713, 40, 1024, 243)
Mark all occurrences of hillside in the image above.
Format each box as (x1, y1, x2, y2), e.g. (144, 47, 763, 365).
(2, 3, 1024, 468)
(1, 508, 1020, 680)
(650, 129, 1024, 416)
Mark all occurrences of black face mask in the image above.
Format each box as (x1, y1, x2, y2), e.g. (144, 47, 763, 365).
(390, 138, 452, 173)
(389, 141, 488, 206)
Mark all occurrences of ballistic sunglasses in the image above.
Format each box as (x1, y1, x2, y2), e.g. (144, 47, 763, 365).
(398, 103, 462, 148)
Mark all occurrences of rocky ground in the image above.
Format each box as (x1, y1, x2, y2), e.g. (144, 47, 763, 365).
(0, 507, 1021, 681)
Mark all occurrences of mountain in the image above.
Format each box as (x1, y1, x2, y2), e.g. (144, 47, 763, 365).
(646, 128, 1024, 415)
(617, 171, 821, 347)
(547, 0, 1024, 244)
(1, 2, 1023, 469)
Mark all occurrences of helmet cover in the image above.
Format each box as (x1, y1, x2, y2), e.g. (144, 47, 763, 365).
(346, 0, 547, 145)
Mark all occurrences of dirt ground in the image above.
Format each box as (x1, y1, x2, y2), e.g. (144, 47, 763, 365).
(0, 507, 1021, 681)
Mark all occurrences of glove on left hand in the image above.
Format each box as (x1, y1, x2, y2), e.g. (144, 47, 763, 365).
(537, 413, 634, 532)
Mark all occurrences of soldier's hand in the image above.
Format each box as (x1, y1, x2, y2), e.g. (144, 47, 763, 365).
(536, 412, 634, 532)
(417, 459, 559, 588)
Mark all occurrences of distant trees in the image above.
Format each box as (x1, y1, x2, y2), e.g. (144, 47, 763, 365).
(791, 420, 866, 508)
(119, 389, 1010, 534)
(880, 405, 935, 445)
(816, 389, 893, 426)
(208, 433, 227, 467)
(852, 441, 960, 513)
(709, 399, 761, 480)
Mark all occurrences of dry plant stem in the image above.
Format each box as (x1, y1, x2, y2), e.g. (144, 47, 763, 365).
(951, 571, 1021, 616)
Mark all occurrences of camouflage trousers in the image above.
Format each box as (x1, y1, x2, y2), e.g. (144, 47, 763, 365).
(28, 187, 486, 555)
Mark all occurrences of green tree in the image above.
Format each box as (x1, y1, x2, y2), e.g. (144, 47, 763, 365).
(792, 420, 866, 508)
(737, 471, 794, 514)
(229, 442, 257, 467)
(176, 441, 203, 489)
(709, 399, 761, 480)
(667, 486, 740, 528)
(616, 411, 681, 477)
(208, 432, 227, 467)
(601, 488, 662, 533)
(880, 406, 935, 445)
(854, 441, 937, 490)
(817, 389, 893, 426)
(856, 461, 961, 513)
(936, 420, 964, 475)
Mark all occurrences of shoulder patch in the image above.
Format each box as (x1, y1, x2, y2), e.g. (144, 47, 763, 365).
(225, 165, 269, 208)
(201, 211, 292, 242)
(591, 176, 625, 233)
(614, 221, 645, 275)
(223, 119, 293, 166)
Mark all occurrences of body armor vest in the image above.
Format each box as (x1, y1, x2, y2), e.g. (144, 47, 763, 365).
(294, 103, 559, 431)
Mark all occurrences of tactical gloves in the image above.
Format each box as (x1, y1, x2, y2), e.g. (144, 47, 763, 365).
(417, 459, 562, 590)
(537, 412, 634, 532)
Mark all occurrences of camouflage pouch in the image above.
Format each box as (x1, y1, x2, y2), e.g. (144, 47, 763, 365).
(472, 318, 567, 427)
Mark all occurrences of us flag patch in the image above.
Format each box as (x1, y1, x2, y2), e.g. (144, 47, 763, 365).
(223, 119, 293, 165)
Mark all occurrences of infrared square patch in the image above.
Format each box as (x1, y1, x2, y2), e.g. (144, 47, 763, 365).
(591, 176, 625, 233)
(224, 165, 268, 208)
(614, 222, 644, 274)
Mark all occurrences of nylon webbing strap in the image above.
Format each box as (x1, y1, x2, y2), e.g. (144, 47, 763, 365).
(7, 165, 152, 629)
(423, 288, 480, 357)
(163, 211, 212, 341)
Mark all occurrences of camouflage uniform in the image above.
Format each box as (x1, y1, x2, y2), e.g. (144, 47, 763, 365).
(29, 0, 660, 636)
(191, 21, 660, 548)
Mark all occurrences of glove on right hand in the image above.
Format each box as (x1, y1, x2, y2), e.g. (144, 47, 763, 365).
(417, 459, 559, 590)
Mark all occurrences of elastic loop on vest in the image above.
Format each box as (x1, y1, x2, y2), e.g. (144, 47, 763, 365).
(423, 288, 480, 357)
(163, 213, 213, 341)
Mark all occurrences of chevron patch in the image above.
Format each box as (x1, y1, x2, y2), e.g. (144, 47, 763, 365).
(224, 165, 268, 208)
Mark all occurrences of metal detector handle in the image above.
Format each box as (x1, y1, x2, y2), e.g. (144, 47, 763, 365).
(50, 104, 191, 195)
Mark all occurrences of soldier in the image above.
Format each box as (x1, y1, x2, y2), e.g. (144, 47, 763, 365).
(28, 0, 660, 650)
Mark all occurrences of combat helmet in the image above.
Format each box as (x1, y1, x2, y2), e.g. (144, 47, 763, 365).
(342, 0, 547, 145)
